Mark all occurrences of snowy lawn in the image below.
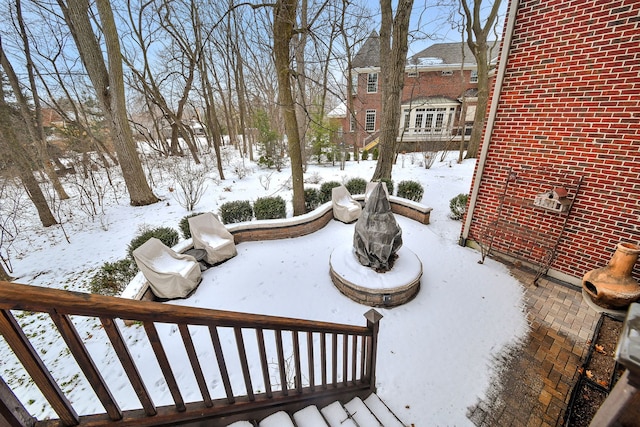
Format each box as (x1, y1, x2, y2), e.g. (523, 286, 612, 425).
(1, 150, 528, 425)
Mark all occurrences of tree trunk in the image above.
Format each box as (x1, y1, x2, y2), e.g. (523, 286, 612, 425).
(372, 0, 414, 181)
(0, 264, 12, 281)
(460, 0, 503, 159)
(60, 0, 158, 206)
(0, 103, 57, 227)
(274, 0, 306, 216)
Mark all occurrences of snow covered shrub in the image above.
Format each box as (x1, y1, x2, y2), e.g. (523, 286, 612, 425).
(179, 212, 203, 239)
(397, 180, 424, 202)
(346, 177, 367, 195)
(170, 159, 208, 211)
(254, 196, 286, 220)
(449, 193, 469, 220)
(319, 181, 342, 203)
(305, 171, 322, 185)
(423, 151, 437, 169)
(304, 188, 321, 212)
(127, 226, 179, 259)
(89, 258, 137, 296)
(232, 161, 250, 179)
(219, 200, 253, 224)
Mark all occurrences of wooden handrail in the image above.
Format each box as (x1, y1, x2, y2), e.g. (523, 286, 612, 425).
(0, 281, 381, 427)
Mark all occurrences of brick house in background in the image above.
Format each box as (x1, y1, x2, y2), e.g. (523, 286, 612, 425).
(460, 0, 640, 286)
(339, 31, 499, 152)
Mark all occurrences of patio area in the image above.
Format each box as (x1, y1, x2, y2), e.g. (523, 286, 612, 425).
(468, 266, 600, 427)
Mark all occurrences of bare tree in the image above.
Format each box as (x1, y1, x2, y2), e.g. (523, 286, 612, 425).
(0, 80, 57, 227)
(273, 0, 306, 216)
(56, 0, 158, 206)
(372, 0, 414, 181)
(460, 0, 502, 158)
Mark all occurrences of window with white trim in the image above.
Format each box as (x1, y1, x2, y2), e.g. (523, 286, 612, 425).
(470, 70, 478, 83)
(350, 114, 356, 132)
(403, 109, 411, 131)
(367, 73, 378, 93)
(351, 74, 358, 95)
(365, 110, 376, 132)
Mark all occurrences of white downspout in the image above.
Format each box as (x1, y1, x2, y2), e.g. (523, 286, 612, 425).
(460, 0, 520, 246)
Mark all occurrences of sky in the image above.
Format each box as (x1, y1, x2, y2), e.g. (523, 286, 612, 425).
(361, 0, 509, 55)
(1, 148, 529, 425)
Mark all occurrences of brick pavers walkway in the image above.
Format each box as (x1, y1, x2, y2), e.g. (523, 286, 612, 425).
(468, 267, 600, 427)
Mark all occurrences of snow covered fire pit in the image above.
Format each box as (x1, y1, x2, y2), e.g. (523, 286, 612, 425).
(329, 244, 422, 307)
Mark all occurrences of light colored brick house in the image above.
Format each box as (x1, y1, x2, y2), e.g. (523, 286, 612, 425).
(340, 32, 498, 152)
(460, 0, 640, 286)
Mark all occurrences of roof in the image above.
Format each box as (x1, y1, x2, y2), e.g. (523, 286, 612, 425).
(327, 102, 347, 118)
(351, 36, 500, 69)
(409, 41, 501, 67)
(352, 31, 380, 68)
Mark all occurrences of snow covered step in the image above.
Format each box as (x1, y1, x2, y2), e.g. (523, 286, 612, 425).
(344, 397, 383, 426)
(293, 405, 330, 426)
(321, 401, 358, 427)
(258, 411, 296, 427)
(364, 394, 405, 427)
(227, 422, 255, 427)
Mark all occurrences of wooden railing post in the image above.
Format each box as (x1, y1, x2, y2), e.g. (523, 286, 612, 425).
(0, 376, 35, 427)
(364, 309, 383, 393)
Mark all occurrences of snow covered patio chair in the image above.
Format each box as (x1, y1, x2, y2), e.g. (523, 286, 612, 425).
(132, 237, 202, 299)
(188, 212, 237, 265)
(332, 185, 362, 223)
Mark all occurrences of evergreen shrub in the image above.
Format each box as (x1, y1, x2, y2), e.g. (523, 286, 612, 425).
(219, 200, 253, 224)
(127, 226, 179, 259)
(89, 259, 138, 296)
(449, 193, 469, 220)
(304, 188, 321, 212)
(397, 180, 424, 202)
(372, 147, 379, 160)
(319, 181, 342, 203)
(179, 212, 203, 239)
(345, 177, 367, 195)
(361, 149, 369, 161)
(254, 196, 287, 220)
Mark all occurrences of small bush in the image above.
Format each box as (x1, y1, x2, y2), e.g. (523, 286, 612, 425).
(345, 152, 351, 161)
(361, 149, 369, 161)
(345, 177, 367, 195)
(220, 200, 253, 224)
(179, 212, 203, 239)
(254, 196, 287, 220)
(319, 181, 342, 203)
(127, 226, 179, 259)
(89, 258, 138, 296)
(372, 147, 379, 160)
(371, 178, 394, 196)
(449, 193, 469, 220)
(397, 180, 424, 202)
(304, 188, 321, 212)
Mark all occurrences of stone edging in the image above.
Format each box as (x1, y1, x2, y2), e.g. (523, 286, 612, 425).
(122, 198, 432, 300)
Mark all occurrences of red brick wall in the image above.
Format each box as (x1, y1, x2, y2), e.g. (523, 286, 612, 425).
(343, 69, 477, 148)
(466, 0, 640, 282)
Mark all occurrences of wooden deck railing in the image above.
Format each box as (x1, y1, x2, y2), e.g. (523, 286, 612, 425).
(0, 281, 381, 427)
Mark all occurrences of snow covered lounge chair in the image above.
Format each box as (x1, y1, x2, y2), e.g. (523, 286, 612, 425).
(132, 237, 202, 299)
(188, 212, 237, 265)
(332, 185, 362, 223)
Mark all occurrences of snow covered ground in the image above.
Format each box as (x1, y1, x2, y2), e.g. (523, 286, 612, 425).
(1, 148, 528, 425)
